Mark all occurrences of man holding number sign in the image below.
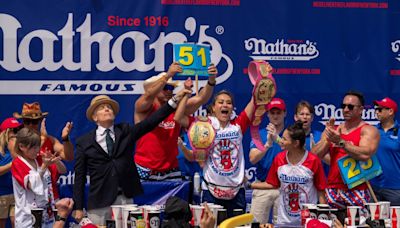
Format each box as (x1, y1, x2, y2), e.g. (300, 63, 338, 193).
(134, 61, 218, 180)
(312, 91, 380, 213)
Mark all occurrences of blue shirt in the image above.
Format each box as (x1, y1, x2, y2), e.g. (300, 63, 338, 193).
(250, 128, 283, 181)
(370, 121, 400, 189)
(0, 149, 13, 196)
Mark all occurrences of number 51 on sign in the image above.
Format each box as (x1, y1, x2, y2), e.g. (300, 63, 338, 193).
(173, 43, 211, 77)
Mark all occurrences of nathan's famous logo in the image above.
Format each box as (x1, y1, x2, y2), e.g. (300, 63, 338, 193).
(0, 14, 232, 81)
(314, 103, 378, 126)
(244, 38, 319, 61)
(391, 40, 400, 62)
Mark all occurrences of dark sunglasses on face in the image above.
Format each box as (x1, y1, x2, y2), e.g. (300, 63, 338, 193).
(23, 118, 41, 125)
(163, 84, 175, 91)
(341, 103, 360, 111)
(375, 106, 389, 112)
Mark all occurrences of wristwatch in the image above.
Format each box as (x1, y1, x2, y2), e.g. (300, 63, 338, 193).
(338, 139, 346, 148)
(55, 214, 67, 222)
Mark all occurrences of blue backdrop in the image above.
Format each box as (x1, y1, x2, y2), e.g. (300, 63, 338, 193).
(1, 0, 399, 184)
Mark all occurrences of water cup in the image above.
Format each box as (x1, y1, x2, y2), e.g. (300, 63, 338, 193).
(378, 201, 390, 219)
(111, 205, 124, 228)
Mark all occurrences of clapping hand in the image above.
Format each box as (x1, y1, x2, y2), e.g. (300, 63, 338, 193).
(61, 122, 73, 141)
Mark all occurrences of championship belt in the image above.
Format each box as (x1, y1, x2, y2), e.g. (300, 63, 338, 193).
(248, 60, 277, 151)
(187, 116, 216, 162)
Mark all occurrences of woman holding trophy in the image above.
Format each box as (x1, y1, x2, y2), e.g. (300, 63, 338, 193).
(174, 60, 276, 217)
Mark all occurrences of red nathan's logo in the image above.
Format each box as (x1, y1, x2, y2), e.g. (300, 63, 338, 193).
(312, 1, 388, 9)
(161, 0, 240, 6)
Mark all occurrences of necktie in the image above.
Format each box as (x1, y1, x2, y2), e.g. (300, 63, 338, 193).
(105, 129, 114, 155)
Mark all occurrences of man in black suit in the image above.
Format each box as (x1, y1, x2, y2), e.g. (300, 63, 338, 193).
(72, 90, 190, 225)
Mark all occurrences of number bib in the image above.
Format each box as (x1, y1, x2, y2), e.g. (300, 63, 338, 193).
(337, 155, 382, 189)
(248, 60, 277, 151)
(187, 116, 216, 161)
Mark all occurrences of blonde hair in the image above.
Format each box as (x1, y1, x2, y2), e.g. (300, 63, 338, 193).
(14, 128, 40, 156)
(0, 129, 13, 156)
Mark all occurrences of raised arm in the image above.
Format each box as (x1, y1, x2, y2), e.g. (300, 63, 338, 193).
(174, 79, 193, 129)
(41, 119, 74, 161)
(132, 88, 192, 140)
(134, 62, 182, 123)
(311, 118, 335, 159)
(244, 97, 255, 122)
(185, 64, 218, 115)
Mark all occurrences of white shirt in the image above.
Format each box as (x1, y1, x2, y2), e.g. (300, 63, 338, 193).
(96, 125, 115, 154)
(12, 156, 54, 228)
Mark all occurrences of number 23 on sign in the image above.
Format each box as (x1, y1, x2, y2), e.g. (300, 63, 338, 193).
(338, 155, 382, 189)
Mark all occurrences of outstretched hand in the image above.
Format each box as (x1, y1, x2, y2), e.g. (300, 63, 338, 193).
(40, 118, 48, 138)
(61, 122, 73, 140)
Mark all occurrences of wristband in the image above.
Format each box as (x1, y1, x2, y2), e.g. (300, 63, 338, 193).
(55, 214, 67, 222)
(207, 80, 216, 86)
(168, 99, 178, 109)
(62, 137, 70, 142)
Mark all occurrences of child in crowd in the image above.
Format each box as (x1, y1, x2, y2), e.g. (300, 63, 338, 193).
(11, 127, 60, 228)
(251, 121, 327, 225)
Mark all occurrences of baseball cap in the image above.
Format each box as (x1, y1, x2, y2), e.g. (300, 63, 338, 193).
(267, 98, 286, 111)
(0, 117, 22, 133)
(373, 97, 398, 113)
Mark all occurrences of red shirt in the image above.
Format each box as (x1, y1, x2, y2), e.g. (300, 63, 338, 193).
(135, 104, 181, 172)
(328, 124, 368, 190)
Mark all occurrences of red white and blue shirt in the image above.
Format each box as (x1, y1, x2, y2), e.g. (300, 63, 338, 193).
(267, 150, 326, 225)
(11, 156, 55, 228)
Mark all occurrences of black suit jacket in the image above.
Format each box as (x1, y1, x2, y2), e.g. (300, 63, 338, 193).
(73, 102, 175, 210)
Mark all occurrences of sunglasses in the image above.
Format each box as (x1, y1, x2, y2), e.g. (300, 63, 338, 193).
(163, 84, 175, 91)
(23, 118, 41, 125)
(375, 106, 389, 112)
(341, 103, 360, 111)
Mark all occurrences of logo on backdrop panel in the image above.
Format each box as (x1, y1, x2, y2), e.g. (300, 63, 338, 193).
(313, 103, 378, 126)
(243, 38, 321, 75)
(244, 38, 319, 61)
(0, 14, 233, 94)
(390, 40, 400, 76)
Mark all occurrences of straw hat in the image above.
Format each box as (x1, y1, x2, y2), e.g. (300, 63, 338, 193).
(13, 102, 48, 119)
(86, 95, 120, 121)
